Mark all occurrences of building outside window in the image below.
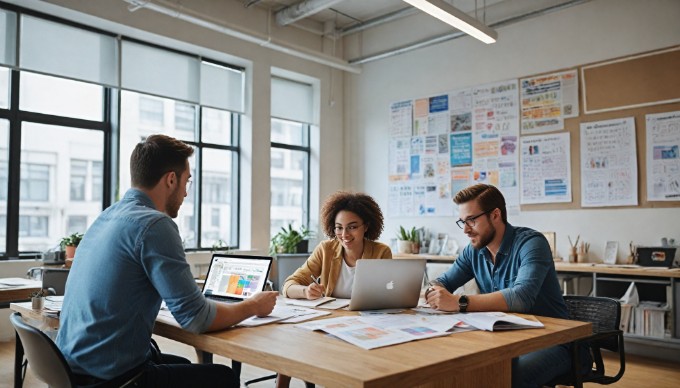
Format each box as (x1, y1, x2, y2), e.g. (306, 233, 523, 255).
(70, 159, 87, 201)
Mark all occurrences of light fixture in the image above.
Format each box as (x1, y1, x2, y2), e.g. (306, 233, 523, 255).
(403, 0, 497, 44)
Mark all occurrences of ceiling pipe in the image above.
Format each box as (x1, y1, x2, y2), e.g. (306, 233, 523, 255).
(275, 0, 346, 26)
(122, 0, 360, 74)
(349, 0, 591, 65)
(339, 7, 418, 37)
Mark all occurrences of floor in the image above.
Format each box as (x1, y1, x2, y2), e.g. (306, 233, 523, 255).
(1, 335, 680, 387)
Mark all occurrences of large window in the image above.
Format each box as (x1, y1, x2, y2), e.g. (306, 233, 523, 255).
(270, 118, 310, 238)
(1, 5, 245, 258)
(20, 122, 104, 252)
(120, 91, 240, 250)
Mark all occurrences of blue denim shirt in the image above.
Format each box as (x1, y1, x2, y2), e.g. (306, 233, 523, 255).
(56, 189, 216, 379)
(436, 224, 567, 318)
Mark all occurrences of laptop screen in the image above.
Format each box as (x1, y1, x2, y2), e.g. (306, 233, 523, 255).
(202, 254, 272, 302)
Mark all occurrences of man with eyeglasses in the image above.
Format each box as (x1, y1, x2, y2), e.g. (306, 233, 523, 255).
(425, 183, 588, 388)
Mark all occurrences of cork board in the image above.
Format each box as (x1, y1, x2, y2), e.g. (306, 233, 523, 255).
(582, 47, 680, 114)
(521, 45, 680, 211)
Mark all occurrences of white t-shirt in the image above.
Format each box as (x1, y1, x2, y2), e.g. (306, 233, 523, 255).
(332, 259, 356, 299)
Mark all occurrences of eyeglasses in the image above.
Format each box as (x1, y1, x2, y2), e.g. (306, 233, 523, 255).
(456, 209, 493, 229)
(334, 224, 364, 235)
(186, 179, 193, 190)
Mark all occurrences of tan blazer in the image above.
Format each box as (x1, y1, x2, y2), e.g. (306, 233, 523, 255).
(282, 239, 392, 297)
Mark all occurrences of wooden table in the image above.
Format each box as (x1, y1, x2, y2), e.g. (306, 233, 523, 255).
(153, 308, 590, 387)
(0, 280, 42, 307)
(10, 302, 591, 388)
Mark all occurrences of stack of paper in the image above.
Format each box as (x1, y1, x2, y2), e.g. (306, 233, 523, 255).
(295, 314, 467, 349)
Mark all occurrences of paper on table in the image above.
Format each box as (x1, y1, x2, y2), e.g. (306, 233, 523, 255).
(238, 305, 298, 327)
(284, 296, 336, 308)
(455, 312, 544, 331)
(279, 307, 331, 323)
(0, 278, 38, 287)
(315, 298, 350, 310)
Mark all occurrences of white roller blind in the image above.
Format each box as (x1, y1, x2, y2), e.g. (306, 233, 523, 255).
(122, 40, 199, 103)
(271, 77, 313, 124)
(20, 15, 117, 86)
(200, 62, 244, 113)
(0, 9, 16, 66)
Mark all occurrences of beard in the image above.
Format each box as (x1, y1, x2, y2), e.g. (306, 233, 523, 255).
(166, 184, 184, 218)
(470, 223, 496, 250)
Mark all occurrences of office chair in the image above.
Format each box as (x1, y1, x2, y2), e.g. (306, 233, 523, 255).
(42, 268, 70, 295)
(547, 295, 625, 388)
(10, 313, 142, 388)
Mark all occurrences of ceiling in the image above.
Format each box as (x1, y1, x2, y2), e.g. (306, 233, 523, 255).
(242, 0, 505, 34)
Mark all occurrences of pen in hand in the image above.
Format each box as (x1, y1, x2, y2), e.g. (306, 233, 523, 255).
(310, 275, 325, 298)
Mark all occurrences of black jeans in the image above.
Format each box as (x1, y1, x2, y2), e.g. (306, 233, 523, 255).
(133, 353, 239, 388)
(74, 353, 238, 388)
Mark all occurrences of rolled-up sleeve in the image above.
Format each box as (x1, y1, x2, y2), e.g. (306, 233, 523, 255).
(141, 218, 216, 333)
(435, 247, 474, 292)
(499, 234, 553, 312)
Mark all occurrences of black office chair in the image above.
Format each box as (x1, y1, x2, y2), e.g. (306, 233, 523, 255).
(548, 295, 625, 388)
(10, 313, 142, 388)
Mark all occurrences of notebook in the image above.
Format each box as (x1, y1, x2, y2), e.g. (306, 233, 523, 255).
(202, 254, 273, 303)
(348, 259, 426, 311)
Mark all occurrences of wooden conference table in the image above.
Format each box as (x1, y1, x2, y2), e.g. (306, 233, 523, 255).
(0, 279, 42, 308)
(11, 302, 591, 388)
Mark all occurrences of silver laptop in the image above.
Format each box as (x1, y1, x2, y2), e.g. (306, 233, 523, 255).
(202, 254, 273, 303)
(348, 259, 426, 311)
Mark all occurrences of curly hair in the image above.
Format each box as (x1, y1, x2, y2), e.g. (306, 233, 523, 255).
(320, 191, 384, 240)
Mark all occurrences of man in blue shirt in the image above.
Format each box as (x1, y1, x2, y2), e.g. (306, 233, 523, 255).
(56, 134, 277, 387)
(425, 183, 582, 387)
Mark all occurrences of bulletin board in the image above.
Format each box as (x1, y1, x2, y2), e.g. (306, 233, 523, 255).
(521, 45, 680, 211)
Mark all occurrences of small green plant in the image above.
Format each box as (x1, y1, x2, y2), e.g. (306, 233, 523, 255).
(397, 226, 419, 242)
(269, 224, 314, 255)
(211, 239, 229, 252)
(60, 232, 84, 250)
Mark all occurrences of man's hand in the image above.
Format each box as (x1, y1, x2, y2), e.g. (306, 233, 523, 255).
(305, 282, 324, 300)
(247, 291, 278, 317)
(425, 285, 458, 312)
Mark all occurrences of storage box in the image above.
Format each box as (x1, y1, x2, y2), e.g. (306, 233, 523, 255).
(636, 246, 676, 268)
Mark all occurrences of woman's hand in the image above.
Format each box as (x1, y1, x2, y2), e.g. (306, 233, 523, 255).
(305, 282, 325, 300)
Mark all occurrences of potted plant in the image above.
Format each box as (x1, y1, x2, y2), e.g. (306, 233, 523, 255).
(60, 232, 84, 263)
(30, 289, 45, 310)
(397, 226, 420, 254)
(269, 224, 314, 255)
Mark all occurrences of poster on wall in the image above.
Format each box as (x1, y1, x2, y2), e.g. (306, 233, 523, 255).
(428, 95, 449, 134)
(580, 117, 638, 207)
(389, 100, 413, 138)
(413, 98, 429, 135)
(472, 79, 520, 214)
(646, 111, 680, 201)
(450, 132, 472, 166)
(388, 137, 410, 182)
(520, 132, 572, 204)
(520, 70, 579, 134)
(450, 88, 473, 132)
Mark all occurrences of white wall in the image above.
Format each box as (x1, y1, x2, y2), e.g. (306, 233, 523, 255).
(345, 0, 680, 261)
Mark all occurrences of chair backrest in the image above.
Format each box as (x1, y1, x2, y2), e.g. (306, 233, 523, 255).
(10, 312, 74, 388)
(42, 268, 70, 296)
(563, 295, 621, 351)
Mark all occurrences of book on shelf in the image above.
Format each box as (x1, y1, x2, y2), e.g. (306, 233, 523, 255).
(620, 303, 633, 333)
(456, 312, 544, 331)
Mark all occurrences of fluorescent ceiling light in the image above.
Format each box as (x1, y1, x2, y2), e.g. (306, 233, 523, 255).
(403, 0, 497, 44)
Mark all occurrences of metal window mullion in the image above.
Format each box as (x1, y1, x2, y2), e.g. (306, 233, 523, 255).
(5, 69, 21, 258)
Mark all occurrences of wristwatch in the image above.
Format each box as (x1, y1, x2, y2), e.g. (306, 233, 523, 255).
(458, 294, 469, 313)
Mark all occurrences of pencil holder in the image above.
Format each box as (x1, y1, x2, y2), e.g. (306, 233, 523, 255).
(568, 247, 577, 263)
(32, 296, 44, 310)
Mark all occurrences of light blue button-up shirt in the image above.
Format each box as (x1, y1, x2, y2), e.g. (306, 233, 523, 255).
(436, 224, 567, 318)
(56, 189, 216, 379)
